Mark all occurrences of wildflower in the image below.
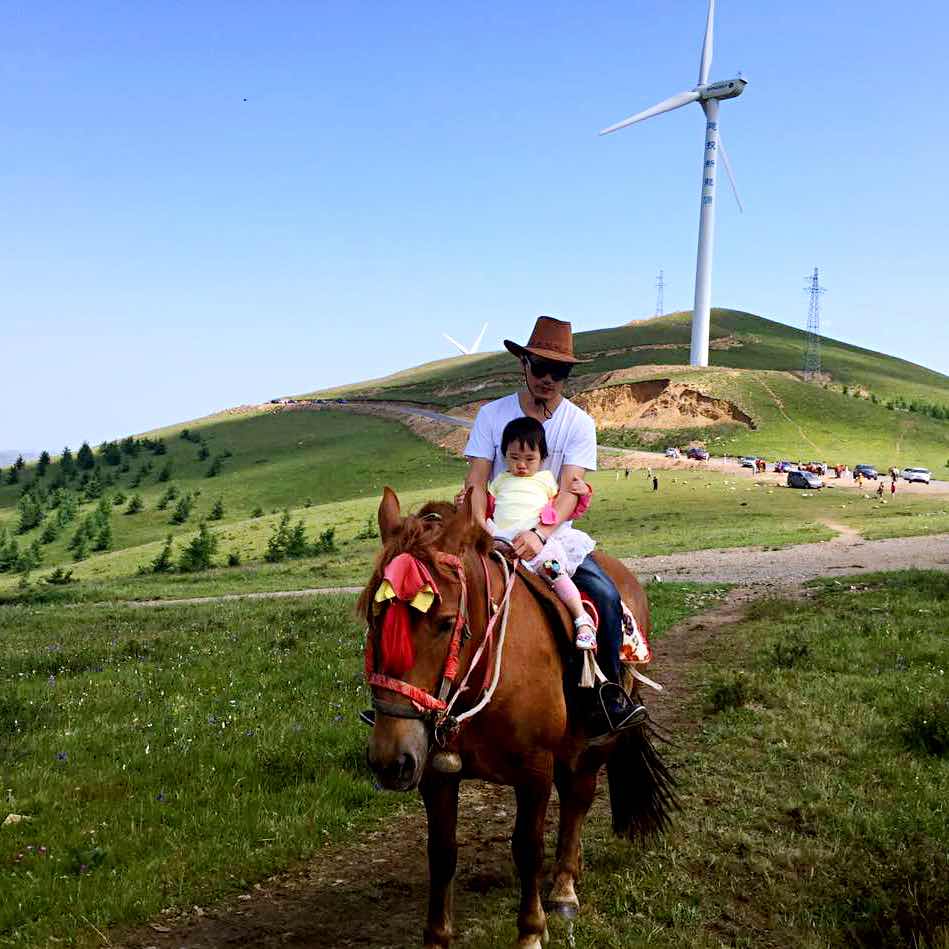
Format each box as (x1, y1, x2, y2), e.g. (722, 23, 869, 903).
(47, 675, 56, 687)
(55, 751, 68, 762)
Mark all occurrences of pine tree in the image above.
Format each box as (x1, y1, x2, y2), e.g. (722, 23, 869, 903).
(40, 520, 59, 544)
(170, 494, 194, 525)
(206, 456, 223, 478)
(16, 493, 44, 534)
(5, 466, 19, 485)
(84, 469, 104, 501)
(72, 533, 90, 562)
(60, 446, 76, 479)
(92, 520, 112, 552)
(77, 442, 95, 470)
(156, 485, 178, 510)
(37, 451, 51, 477)
(265, 511, 293, 562)
(112, 490, 127, 506)
(101, 442, 122, 466)
(125, 494, 144, 515)
(157, 462, 173, 483)
(178, 522, 218, 572)
(197, 443, 210, 461)
(150, 535, 175, 573)
(286, 520, 309, 558)
(14, 455, 25, 470)
(208, 498, 225, 521)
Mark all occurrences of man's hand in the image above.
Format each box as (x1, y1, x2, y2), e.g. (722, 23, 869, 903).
(568, 476, 591, 496)
(511, 529, 543, 560)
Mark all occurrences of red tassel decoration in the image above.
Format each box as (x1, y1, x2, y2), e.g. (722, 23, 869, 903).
(380, 601, 415, 677)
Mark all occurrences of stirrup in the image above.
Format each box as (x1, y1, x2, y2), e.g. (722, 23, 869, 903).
(359, 709, 376, 727)
(598, 682, 648, 732)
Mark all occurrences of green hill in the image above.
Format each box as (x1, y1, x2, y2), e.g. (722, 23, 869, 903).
(304, 309, 949, 472)
(305, 309, 948, 409)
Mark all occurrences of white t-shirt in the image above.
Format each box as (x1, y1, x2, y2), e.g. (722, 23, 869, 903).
(464, 394, 598, 483)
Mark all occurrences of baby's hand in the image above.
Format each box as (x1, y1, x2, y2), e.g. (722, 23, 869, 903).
(569, 477, 591, 496)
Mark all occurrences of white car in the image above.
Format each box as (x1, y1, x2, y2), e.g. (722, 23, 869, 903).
(664, 447, 680, 459)
(902, 467, 931, 484)
(739, 456, 758, 468)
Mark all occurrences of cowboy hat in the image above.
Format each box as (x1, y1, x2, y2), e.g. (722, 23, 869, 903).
(503, 316, 591, 365)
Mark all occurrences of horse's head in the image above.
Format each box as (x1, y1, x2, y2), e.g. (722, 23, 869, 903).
(358, 486, 490, 790)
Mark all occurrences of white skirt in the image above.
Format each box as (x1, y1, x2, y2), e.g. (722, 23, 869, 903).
(523, 524, 596, 577)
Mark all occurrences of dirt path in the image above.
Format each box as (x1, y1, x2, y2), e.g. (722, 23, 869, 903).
(114, 588, 757, 949)
(623, 529, 949, 586)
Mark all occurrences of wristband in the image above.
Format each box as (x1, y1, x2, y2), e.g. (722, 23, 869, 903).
(530, 528, 547, 546)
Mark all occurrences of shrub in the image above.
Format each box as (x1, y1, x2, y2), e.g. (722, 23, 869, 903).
(313, 527, 337, 555)
(156, 485, 179, 510)
(125, 494, 144, 515)
(149, 535, 175, 574)
(198, 444, 210, 461)
(206, 456, 224, 478)
(251, 506, 264, 518)
(208, 498, 225, 521)
(903, 697, 949, 757)
(170, 494, 194, 525)
(92, 520, 112, 552)
(72, 534, 90, 562)
(44, 566, 76, 585)
(227, 551, 241, 567)
(157, 462, 172, 483)
(354, 517, 378, 540)
(178, 522, 218, 572)
(17, 539, 43, 572)
(264, 511, 293, 563)
(705, 674, 748, 714)
(767, 639, 810, 670)
(112, 490, 127, 506)
(39, 521, 59, 544)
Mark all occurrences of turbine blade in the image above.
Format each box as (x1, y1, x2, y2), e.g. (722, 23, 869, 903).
(698, 0, 715, 86)
(470, 323, 488, 353)
(599, 90, 700, 135)
(443, 333, 470, 355)
(717, 135, 743, 213)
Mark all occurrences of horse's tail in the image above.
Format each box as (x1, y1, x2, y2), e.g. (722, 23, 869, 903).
(606, 726, 678, 842)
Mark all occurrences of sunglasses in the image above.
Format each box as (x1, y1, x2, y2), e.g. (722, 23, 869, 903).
(525, 355, 572, 381)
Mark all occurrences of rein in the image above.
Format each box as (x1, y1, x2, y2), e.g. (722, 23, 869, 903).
(364, 549, 517, 733)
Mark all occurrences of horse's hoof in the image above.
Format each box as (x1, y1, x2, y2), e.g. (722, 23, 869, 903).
(431, 751, 462, 774)
(544, 899, 579, 919)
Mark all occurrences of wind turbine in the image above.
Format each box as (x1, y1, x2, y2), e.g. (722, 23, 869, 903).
(600, 0, 746, 367)
(443, 323, 488, 356)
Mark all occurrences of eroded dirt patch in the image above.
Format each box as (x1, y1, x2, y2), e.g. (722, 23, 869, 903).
(572, 380, 755, 430)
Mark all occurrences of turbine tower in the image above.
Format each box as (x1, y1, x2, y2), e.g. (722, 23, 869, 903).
(655, 269, 665, 317)
(600, 0, 746, 367)
(443, 323, 488, 356)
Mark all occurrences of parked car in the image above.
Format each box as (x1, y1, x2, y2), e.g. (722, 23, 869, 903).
(739, 455, 758, 468)
(853, 464, 878, 480)
(901, 467, 932, 484)
(788, 470, 823, 489)
(664, 447, 680, 459)
(774, 460, 796, 473)
(686, 447, 710, 461)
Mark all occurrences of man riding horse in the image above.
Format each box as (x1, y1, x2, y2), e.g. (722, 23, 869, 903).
(462, 315, 646, 738)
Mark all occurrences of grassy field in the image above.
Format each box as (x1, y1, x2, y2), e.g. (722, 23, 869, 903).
(0, 581, 717, 946)
(460, 570, 949, 948)
(3, 451, 948, 604)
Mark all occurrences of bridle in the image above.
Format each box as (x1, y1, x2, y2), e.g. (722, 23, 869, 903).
(364, 546, 517, 734)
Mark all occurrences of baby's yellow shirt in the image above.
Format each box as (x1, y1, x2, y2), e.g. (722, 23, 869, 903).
(489, 470, 558, 536)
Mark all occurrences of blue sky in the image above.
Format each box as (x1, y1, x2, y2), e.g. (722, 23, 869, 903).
(4, 0, 948, 451)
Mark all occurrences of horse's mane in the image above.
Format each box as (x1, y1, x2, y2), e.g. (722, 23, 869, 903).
(356, 501, 491, 622)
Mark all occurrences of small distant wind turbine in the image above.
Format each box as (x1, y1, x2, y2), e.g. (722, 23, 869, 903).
(443, 323, 488, 356)
(600, 0, 747, 368)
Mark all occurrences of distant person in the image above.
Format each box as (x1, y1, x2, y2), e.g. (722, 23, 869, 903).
(877, 482, 884, 498)
(890, 479, 897, 496)
(624, 467, 630, 480)
(652, 476, 659, 492)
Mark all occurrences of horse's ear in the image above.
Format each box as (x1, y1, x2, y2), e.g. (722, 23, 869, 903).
(378, 486, 402, 542)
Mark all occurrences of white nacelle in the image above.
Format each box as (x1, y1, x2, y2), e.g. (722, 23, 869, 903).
(698, 77, 747, 101)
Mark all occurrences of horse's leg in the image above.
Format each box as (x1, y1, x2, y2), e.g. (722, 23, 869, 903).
(547, 762, 598, 918)
(511, 766, 553, 947)
(420, 773, 460, 948)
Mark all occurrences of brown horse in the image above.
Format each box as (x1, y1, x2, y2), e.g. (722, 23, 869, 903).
(358, 487, 675, 948)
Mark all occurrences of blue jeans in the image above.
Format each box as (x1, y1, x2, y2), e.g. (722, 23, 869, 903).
(572, 553, 622, 684)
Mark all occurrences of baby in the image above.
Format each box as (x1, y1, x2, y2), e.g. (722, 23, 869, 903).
(480, 416, 597, 652)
